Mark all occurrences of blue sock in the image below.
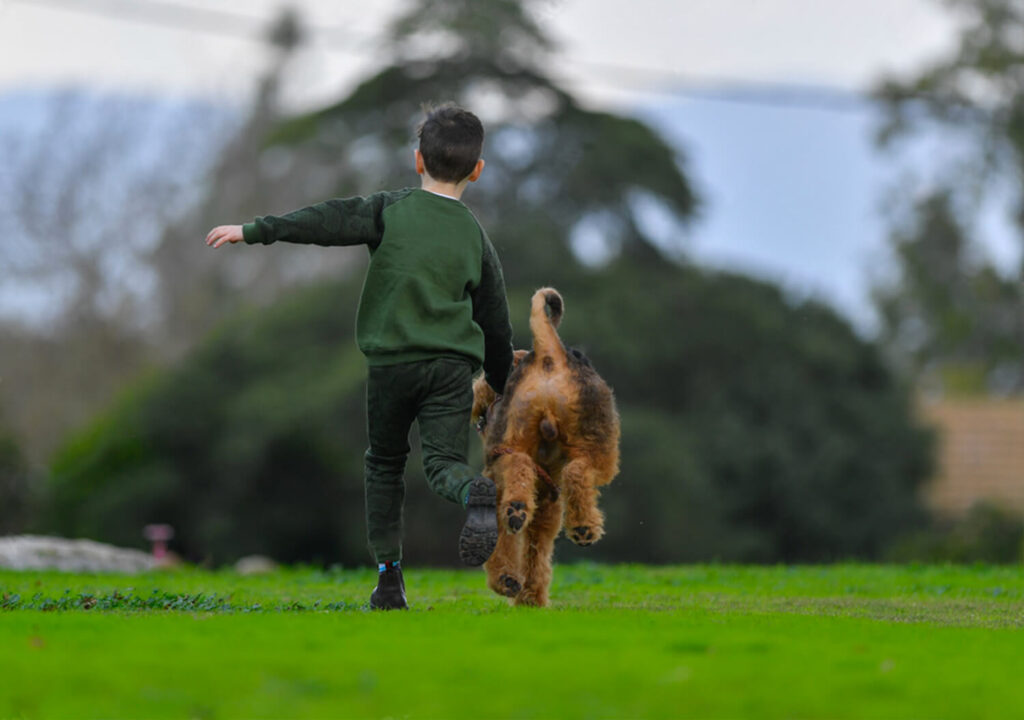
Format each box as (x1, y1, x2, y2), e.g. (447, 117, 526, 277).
(378, 561, 400, 573)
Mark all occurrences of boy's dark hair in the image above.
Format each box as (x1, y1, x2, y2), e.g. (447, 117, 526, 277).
(416, 103, 484, 183)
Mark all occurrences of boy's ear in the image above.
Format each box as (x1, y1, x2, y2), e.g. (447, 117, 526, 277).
(467, 158, 485, 183)
(414, 149, 426, 176)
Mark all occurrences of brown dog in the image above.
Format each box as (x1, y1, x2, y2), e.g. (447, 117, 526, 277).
(471, 288, 620, 606)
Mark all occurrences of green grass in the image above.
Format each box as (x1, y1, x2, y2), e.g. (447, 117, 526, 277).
(2, 564, 1023, 719)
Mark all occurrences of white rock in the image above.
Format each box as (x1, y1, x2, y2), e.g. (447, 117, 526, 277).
(234, 555, 279, 575)
(0, 535, 155, 573)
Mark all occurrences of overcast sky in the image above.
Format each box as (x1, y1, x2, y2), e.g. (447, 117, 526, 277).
(1, 0, 959, 108)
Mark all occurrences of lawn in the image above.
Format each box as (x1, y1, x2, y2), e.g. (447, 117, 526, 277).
(2, 564, 1023, 719)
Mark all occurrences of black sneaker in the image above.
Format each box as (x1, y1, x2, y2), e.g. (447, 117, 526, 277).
(459, 476, 498, 566)
(370, 565, 408, 610)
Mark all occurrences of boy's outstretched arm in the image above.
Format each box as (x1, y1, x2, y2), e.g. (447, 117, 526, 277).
(237, 193, 390, 248)
(472, 232, 515, 395)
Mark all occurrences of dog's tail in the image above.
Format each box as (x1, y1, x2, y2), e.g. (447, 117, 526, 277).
(530, 287, 566, 443)
(529, 287, 565, 365)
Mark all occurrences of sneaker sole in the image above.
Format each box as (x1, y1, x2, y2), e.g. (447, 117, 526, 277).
(370, 589, 408, 610)
(459, 479, 498, 566)
(369, 596, 408, 610)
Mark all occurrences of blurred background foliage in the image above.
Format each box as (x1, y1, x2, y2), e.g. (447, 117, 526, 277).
(874, 0, 1024, 397)
(6, 0, 1024, 565)
(0, 420, 34, 536)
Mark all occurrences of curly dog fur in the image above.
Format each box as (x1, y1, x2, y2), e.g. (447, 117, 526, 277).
(471, 288, 620, 606)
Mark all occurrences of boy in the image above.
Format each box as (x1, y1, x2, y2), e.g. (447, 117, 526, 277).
(206, 104, 514, 610)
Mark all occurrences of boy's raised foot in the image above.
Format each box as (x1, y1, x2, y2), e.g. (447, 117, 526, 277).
(459, 476, 498, 566)
(370, 564, 408, 610)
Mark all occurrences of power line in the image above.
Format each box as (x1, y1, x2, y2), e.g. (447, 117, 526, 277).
(12, 0, 875, 114)
(15, 0, 267, 40)
(560, 59, 870, 114)
(13, 0, 368, 46)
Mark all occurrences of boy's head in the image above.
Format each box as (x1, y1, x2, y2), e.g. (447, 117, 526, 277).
(416, 103, 484, 184)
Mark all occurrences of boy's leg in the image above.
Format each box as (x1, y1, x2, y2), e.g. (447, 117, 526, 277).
(417, 358, 497, 565)
(364, 364, 417, 565)
(417, 358, 477, 504)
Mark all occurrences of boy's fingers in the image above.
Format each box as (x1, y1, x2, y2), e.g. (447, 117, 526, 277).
(207, 228, 228, 247)
(205, 226, 241, 248)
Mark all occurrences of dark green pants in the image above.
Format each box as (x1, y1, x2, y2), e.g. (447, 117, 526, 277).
(364, 357, 477, 563)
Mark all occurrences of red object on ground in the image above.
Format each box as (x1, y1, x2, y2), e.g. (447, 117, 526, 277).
(143, 524, 174, 560)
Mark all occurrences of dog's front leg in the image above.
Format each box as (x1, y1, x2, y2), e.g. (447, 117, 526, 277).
(484, 524, 525, 599)
(560, 458, 606, 546)
(492, 451, 538, 535)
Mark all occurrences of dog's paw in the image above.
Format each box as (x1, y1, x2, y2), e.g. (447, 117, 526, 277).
(498, 573, 522, 597)
(504, 501, 528, 533)
(568, 525, 602, 546)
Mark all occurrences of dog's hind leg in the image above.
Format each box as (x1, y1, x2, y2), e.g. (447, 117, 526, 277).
(514, 498, 563, 607)
(491, 451, 538, 535)
(560, 458, 607, 547)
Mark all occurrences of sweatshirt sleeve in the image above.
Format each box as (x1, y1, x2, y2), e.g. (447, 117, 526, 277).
(471, 230, 515, 394)
(242, 192, 390, 249)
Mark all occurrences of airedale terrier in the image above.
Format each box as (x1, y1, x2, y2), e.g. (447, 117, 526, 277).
(471, 288, 620, 606)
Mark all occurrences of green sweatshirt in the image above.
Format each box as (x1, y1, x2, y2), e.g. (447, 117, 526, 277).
(242, 188, 514, 393)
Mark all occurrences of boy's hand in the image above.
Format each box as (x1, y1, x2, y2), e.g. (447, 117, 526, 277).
(205, 225, 244, 248)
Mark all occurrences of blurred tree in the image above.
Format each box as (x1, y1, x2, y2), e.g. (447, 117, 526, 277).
(0, 91, 228, 462)
(43, 281, 369, 563)
(148, 6, 332, 360)
(874, 0, 1024, 395)
(0, 8, 305, 464)
(872, 190, 1024, 394)
(0, 423, 33, 535)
